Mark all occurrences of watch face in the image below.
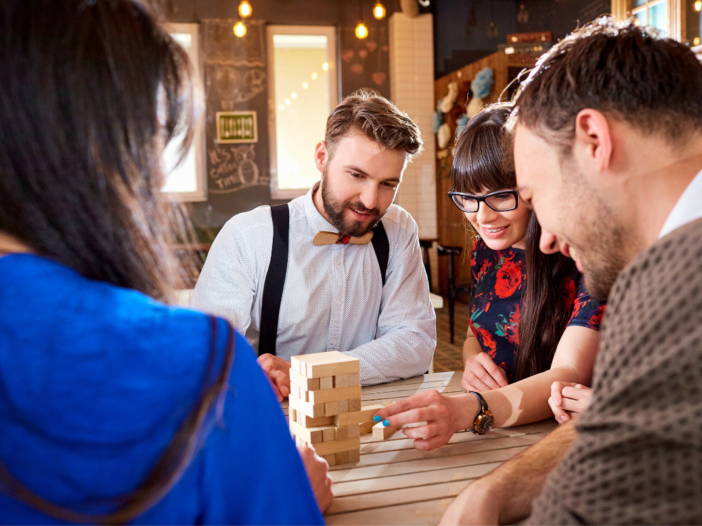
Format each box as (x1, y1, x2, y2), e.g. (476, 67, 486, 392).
(476, 414, 494, 434)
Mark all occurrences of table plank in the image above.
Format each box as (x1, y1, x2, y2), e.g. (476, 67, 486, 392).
(325, 497, 457, 526)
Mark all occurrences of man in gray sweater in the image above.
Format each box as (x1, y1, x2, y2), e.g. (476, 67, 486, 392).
(439, 18, 702, 525)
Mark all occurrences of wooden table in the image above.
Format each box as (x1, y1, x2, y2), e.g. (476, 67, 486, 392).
(285, 371, 556, 525)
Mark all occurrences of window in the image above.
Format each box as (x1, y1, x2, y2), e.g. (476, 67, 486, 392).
(163, 23, 207, 202)
(612, 0, 688, 40)
(267, 26, 338, 200)
(632, 0, 669, 34)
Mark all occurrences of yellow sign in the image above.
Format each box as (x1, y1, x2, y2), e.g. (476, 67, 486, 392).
(216, 111, 258, 143)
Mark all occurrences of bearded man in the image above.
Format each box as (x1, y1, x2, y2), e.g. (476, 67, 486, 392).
(191, 92, 436, 397)
(439, 18, 702, 525)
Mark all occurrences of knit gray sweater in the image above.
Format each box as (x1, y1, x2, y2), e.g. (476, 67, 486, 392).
(528, 217, 702, 524)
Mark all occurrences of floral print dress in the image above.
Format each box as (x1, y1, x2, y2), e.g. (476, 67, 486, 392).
(469, 237, 606, 382)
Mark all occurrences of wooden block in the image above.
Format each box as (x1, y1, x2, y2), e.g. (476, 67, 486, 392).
(347, 372, 360, 386)
(290, 356, 304, 375)
(334, 403, 383, 427)
(290, 421, 324, 444)
(335, 450, 349, 465)
(290, 369, 320, 391)
(359, 421, 374, 434)
(336, 425, 360, 441)
(324, 401, 339, 416)
(297, 413, 335, 428)
(293, 351, 360, 378)
(289, 393, 325, 418)
(373, 421, 402, 440)
(307, 385, 362, 405)
(319, 376, 334, 390)
(312, 436, 361, 457)
(323, 454, 336, 467)
(290, 383, 301, 400)
(338, 399, 349, 414)
(349, 397, 362, 412)
(322, 426, 336, 442)
(334, 374, 349, 388)
(347, 449, 360, 463)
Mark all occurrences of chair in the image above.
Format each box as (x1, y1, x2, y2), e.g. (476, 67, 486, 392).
(436, 245, 471, 344)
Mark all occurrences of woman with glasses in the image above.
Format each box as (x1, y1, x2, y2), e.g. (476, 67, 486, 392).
(373, 103, 604, 449)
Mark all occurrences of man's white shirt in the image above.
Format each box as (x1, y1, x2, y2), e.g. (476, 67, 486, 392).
(659, 168, 702, 238)
(191, 185, 436, 386)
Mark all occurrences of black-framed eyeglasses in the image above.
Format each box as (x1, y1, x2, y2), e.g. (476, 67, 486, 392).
(448, 188, 519, 213)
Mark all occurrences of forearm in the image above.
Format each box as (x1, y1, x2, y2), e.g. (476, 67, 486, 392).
(482, 365, 584, 427)
(462, 420, 577, 525)
(348, 328, 435, 385)
(462, 333, 482, 365)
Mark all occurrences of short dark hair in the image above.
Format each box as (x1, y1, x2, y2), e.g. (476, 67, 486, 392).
(511, 17, 702, 153)
(451, 102, 515, 194)
(324, 91, 423, 160)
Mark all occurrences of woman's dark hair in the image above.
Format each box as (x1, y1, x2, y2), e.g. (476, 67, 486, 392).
(0, 0, 199, 300)
(0, 0, 234, 523)
(451, 103, 576, 382)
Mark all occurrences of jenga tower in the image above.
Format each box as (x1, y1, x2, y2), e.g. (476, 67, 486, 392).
(289, 351, 363, 466)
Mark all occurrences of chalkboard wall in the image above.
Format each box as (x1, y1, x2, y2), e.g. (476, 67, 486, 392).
(165, 0, 405, 235)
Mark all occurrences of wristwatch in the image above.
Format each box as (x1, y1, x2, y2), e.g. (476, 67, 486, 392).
(467, 391, 494, 435)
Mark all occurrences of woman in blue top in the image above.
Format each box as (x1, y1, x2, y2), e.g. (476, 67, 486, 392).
(0, 1, 329, 523)
(374, 103, 605, 449)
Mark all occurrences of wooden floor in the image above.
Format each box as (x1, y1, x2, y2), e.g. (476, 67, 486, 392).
(432, 298, 470, 373)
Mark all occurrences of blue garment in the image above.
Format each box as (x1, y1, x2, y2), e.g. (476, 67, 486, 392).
(0, 254, 323, 525)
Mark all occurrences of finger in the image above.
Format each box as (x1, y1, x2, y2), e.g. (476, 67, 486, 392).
(376, 390, 440, 420)
(549, 396, 570, 423)
(412, 434, 452, 451)
(386, 404, 449, 427)
(468, 364, 499, 391)
(560, 398, 587, 414)
(402, 422, 446, 440)
(269, 370, 289, 397)
(477, 354, 509, 388)
(461, 371, 483, 393)
(561, 386, 588, 401)
(465, 373, 492, 393)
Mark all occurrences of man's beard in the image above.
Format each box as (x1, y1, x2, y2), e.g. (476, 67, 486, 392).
(320, 168, 384, 237)
(560, 168, 630, 301)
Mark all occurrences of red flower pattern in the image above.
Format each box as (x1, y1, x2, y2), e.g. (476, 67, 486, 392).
(468, 238, 605, 382)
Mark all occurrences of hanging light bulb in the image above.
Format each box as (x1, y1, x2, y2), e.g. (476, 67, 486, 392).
(355, 22, 368, 39)
(238, 1, 252, 18)
(695, 36, 701, 45)
(695, 1, 702, 12)
(373, 1, 386, 19)
(233, 21, 247, 38)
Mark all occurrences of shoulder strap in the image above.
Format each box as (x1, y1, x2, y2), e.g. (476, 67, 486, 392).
(371, 221, 389, 286)
(258, 204, 290, 357)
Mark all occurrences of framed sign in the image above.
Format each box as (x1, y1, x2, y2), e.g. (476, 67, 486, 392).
(216, 111, 258, 143)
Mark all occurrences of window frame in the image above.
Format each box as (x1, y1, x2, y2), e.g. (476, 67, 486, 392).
(612, 0, 683, 40)
(163, 22, 207, 203)
(266, 25, 339, 200)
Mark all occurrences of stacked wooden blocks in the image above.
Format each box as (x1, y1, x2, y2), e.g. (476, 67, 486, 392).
(289, 351, 374, 466)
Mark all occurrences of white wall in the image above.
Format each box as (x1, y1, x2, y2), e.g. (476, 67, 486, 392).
(389, 12, 437, 240)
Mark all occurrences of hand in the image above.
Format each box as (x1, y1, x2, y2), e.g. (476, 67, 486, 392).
(462, 352, 508, 392)
(693, 44, 702, 64)
(298, 446, 334, 514)
(548, 381, 592, 424)
(439, 481, 500, 526)
(373, 390, 476, 451)
(257, 353, 291, 402)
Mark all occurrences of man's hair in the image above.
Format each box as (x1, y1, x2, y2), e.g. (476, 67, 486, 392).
(324, 91, 423, 160)
(511, 17, 702, 153)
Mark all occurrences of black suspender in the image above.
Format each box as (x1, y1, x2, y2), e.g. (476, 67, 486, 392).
(258, 204, 290, 357)
(257, 203, 389, 357)
(370, 221, 389, 287)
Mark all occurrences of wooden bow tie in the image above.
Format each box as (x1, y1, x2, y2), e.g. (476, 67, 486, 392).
(313, 231, 374, 246)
